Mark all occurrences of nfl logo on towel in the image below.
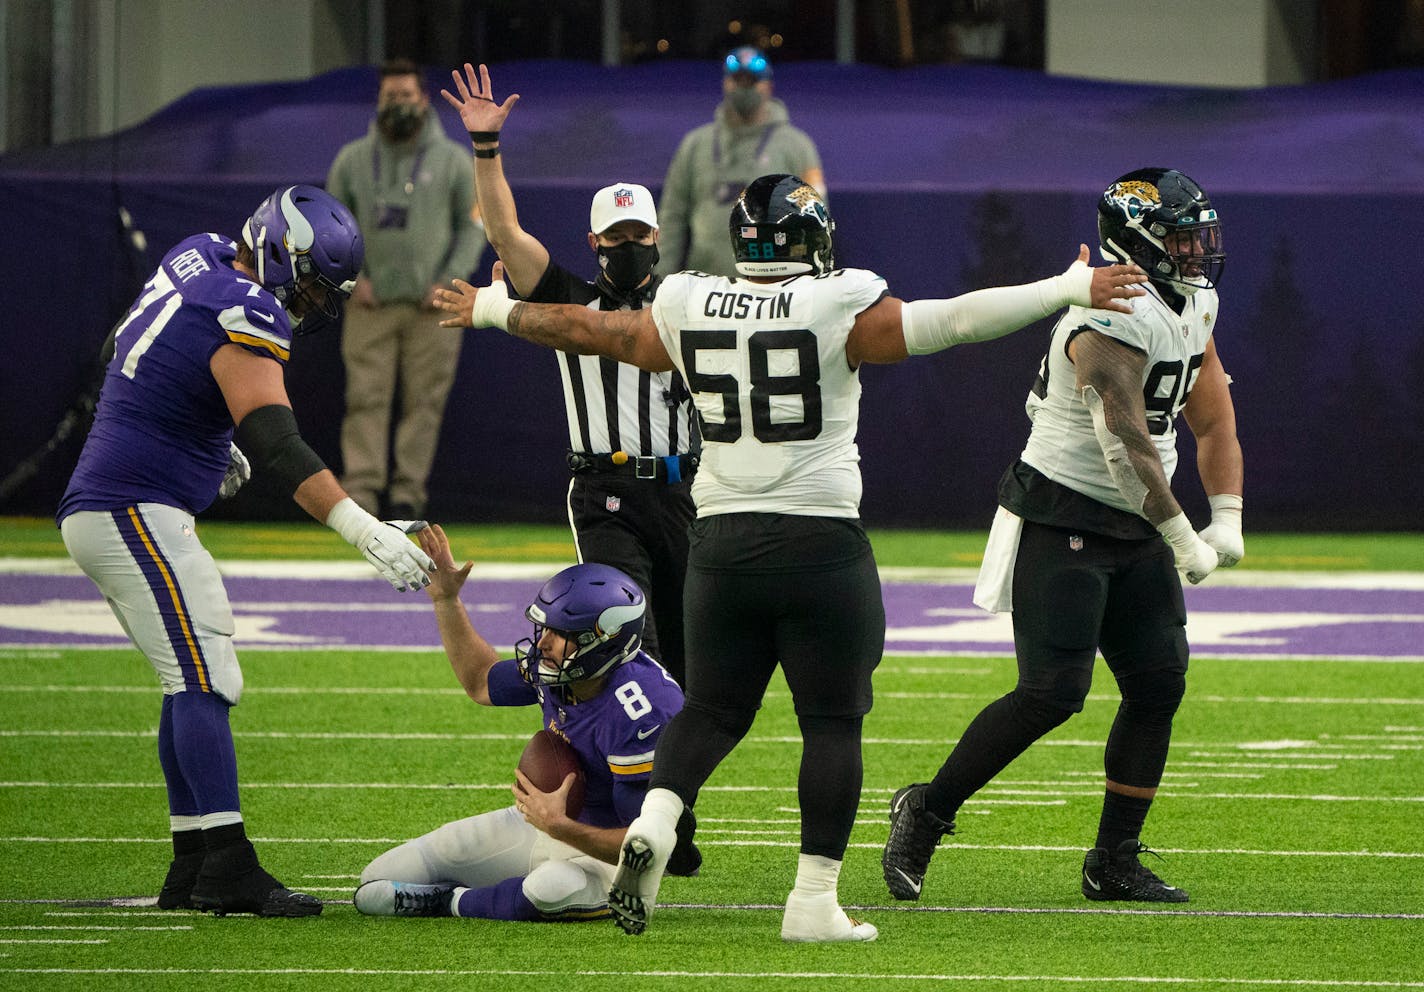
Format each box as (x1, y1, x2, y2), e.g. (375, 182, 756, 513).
(606, 495, 622, 512)
(614, 188, 634, 207)
(1069, 534, 1084, 551)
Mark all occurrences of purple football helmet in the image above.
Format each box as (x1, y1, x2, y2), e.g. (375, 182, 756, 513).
(516, 563, 646, 689)
(241, 184, 363, 333)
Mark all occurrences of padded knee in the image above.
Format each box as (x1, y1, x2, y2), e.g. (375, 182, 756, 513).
(1117, 666, 1187, 721)
(522, 860, 606, 915)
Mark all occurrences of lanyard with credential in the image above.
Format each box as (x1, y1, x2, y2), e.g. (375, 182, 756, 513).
(711, 122, 780, 171)
(712, 123, 781, 205)
(372, 143, 427, 196)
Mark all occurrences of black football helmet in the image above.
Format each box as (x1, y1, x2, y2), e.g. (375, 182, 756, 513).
(728, 173, 834, 277)
(1097, 168, 1224, 295)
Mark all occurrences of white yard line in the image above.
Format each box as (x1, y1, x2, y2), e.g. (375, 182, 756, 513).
(0, 965, 1421, 987)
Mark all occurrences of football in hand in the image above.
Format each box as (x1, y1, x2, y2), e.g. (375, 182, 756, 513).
(516, 729, 586, 818)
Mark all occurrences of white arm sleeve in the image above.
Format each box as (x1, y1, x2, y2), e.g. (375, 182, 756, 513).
(901, 262, 1093, 356)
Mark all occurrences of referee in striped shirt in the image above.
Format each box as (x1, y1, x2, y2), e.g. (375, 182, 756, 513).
(444, 63, 696, 684)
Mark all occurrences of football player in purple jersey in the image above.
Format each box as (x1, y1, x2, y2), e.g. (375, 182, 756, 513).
(353, 524, 699, 922)
(57, 185, 436, 917)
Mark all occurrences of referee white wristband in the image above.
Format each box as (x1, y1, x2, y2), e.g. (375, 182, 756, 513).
(469, 277, 517, 332)
(901, 261, 1093, 355)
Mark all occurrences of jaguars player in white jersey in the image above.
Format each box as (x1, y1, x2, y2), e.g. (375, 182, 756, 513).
(436, 172, 1148, 941)
(882, 168, 1244, 907)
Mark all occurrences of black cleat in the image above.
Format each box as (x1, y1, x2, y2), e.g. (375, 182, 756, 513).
(881, 783, 954, 901)
(190, 843, 322, 917)
(156, 851, 205, 910)
(666, 807, 702, 878)
(1082, 839, 1189, 903)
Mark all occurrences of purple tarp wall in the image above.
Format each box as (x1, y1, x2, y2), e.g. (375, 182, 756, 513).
(3, 61, 1422, 529)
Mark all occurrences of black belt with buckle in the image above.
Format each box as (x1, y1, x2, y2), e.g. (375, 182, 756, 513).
(567, 451, 699, 483)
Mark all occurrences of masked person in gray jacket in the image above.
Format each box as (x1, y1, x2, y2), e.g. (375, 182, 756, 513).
(327, 58, 487, 519)
(655, 47, 824, 279)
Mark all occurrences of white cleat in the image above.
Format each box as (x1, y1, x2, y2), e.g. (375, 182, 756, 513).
(608, 814, 675, 935)
(780, 890, 878, 942)
(352, 879, 454, 917)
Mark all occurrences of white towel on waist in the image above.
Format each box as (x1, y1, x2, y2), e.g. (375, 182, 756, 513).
(973, 506, 1024, 613)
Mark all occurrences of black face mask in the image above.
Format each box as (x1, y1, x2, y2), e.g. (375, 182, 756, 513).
(597, 241, 660, 294)
(377, 103, 423, 141)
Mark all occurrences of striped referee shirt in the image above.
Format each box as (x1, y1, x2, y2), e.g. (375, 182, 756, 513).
(518, 260, 697, 459)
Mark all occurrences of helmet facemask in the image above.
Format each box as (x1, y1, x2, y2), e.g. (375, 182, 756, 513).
(1098, 169, 1225, 297)
(242, 185, 363, 334)
(513, 564, 646, 698)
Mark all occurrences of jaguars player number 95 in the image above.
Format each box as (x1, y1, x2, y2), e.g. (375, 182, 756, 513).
(880, 168, 1245, 913)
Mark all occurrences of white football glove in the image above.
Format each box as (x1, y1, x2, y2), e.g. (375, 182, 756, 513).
(1198, 493, 1244, 569)
(1156, 511, 1219, 585)
(218, 443, 251, 499)
(326, 498, 434, 592)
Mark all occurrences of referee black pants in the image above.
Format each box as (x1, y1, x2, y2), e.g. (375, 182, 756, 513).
(566, 472, 695, 686)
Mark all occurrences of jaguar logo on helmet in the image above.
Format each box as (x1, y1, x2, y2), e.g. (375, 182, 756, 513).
(786, 183, 829, 225)
(1104, 180, 1162, 219)
(1097, 167, 1224, 296)
(729, 173, 835, 276)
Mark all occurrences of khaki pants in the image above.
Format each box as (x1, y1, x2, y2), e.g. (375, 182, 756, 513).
(339, 301, 463, 514)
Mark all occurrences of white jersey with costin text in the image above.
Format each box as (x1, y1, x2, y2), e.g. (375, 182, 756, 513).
(1020, 283, 1220, 515)
(650, 268, 888, 518)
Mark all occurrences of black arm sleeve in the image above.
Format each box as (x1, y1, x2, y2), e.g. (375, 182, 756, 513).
(233, 404, 328, 497)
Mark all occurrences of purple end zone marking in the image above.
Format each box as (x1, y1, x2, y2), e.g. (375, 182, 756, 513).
(2, 572, 1422, 658)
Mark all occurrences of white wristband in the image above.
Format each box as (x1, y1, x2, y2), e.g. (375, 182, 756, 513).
(470, 279, 516, 332)
(1155, 511, 1197, 551)
(1044, 260, 1094, 309)
(1207, 493, 1243, 524)
(326, 496, 378, 547)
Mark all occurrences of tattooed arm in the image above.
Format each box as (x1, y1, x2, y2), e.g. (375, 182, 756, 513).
(435, 261, 674, 372)
(507, 302, 673, 371)
(1072, 328, 1219, 582)
(1069, 330, 1180, 525)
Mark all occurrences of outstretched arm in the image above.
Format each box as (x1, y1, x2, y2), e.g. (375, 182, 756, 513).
(847, 245, 1148, 366)
(416, 524, 500, 705)
(212, 345, 433, 592)
(434, 261, 675, 372)
(440, 62, 550, 295)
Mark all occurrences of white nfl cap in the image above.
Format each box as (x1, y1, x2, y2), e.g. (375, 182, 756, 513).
(589, 182, 658, 234)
